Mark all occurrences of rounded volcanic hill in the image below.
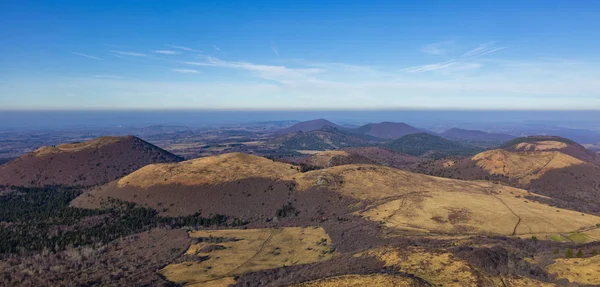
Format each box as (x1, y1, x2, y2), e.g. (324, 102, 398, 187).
(71, 152, 301, 218)
(73, 152, 600, 239)
(0, 136, 182, 187)
(500, 135, 600, 164)
(385, 133, 484, 158)
(274, 119, 342, 135)
(417, 136, 600, 214)
(291, 164, 600, 237)
(354, 122, 421, 139)
(299, 147, 421, 169)
(269, 126, 378, 151)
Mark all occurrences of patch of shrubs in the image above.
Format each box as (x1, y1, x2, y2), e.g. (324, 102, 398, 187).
(0, 186, 241, 256)
(276, 202, 299, 218)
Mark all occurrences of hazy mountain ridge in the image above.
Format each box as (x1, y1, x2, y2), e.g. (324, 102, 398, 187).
(385, 133, 484, 158)
(353, 122, 422, 139)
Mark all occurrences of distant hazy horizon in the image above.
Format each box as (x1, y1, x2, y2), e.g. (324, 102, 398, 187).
(2, 110, 599, 131)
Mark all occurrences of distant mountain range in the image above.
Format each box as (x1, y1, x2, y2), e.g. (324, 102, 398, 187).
(270, 126, 380, 150)
(439, 128, 516, 147)
(273, 120, 500, 157)
(385, 133, 484, 158)
(353, 122, 422, 139)
(274, 119, 341, 135)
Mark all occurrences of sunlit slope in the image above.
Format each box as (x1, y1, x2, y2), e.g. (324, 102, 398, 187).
(501, 136, 600, 164)
(116, 152, 298, 188)
(293, 274, 423, 287)
(71, 153, 300, 217)
(301, 147, 421, 169)
(357, 247, 557, 287)
(73, 153, 600, 237)
(161, 227, 335, 286)
(304, 150, 354, 167)
(291, 165, 600, 236)
(547, 255, 600, 285)
(472, 149, 584, 184)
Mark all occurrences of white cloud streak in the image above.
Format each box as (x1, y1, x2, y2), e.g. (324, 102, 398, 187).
(213, 45, 220, 51)
(405, 43, 505, 73)
(153, 50, 180, 55)
(271, 41, 279, 56)
(462, 43, 506, 58)
(171, 68, 199, 74)
(184, 56, 323, 85)
(421, 42, 450, 55)
(73, 52, 103, 60)
(111, 50, 147, 57)
(165, 45, 198, 52)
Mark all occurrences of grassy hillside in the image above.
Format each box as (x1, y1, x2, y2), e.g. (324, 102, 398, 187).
(161, 228, 335, 286)
(500, 136, 577, 149)
(6, 150, 600, 286)
(440, 128, 516, 147)
(275, 119, 342, 135)
(354, 122, 421, 139)
(293, 164, 600, 236)
(385, 133, 483, 158)
(270, 126, 379, 151)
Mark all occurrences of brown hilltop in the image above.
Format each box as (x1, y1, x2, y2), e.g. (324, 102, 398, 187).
(353, 122, 421, 139)
(68, 152, 600, 286)
(416, 136, 600, 214)
(72, 152, 600, 239)
(71, 153, 301, 218)
(0, 136, 182, 187)
(274, 119, 342, 135)
(299, 147, 421, 169)
(501, 135, 600, 164)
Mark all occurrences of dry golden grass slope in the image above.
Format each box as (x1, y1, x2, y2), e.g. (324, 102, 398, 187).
(304, 150, 351, 167)
(33, 136, 125, 157)
(290, 164, 600, 236)
(357, 247, 557, 287)
(293, 274, 422, 287)
(546, 255, 600, 285)
(117, 152, 299, 188)
(161, 227, 335, 286)
(73, 152, 600, 237)
(472, 149, 584, 184)
(514, 140, 569, 152)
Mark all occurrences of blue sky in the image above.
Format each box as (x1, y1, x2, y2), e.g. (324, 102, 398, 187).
(1, 0, 600, 110)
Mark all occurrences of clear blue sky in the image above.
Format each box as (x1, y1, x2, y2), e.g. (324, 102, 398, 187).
(1, 0, 599, 110)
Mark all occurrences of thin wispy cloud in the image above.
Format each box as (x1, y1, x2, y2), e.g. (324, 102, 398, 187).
(421, 41, 452, 55)
(111, 50, 147, 57)
(172, 68, 199, 74)
(213, 45, 220, 52)
(405, 43, 505, 73)
(403, 61, 459, 73)
(185, 56, 323, 85)
(271, 41, 279, 57)
(462, 43, 506, 58)
(153, 50, 180, 55)
(73, 52, 103, 60)
(165, 44, 198, 52)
